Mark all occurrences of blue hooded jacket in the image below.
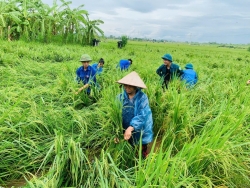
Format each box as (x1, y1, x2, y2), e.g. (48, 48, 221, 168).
(117, 89, 153, 145)
(181, 69, 198, 87)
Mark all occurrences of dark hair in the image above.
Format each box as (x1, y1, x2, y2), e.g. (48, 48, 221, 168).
(128, 58, 133, 64)
(99, 58, 105, 64)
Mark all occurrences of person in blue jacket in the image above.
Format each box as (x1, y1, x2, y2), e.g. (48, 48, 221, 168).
(117, 59, 133, 70)
(156, 53, 183, 89)
(116, 71, 153, 158)
(75, 54, 97, 95)
(181, 63, 198, 88)
(92, 58, 104, 75)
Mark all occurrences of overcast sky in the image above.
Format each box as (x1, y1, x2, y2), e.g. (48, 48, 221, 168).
(42, 0, 250, 44)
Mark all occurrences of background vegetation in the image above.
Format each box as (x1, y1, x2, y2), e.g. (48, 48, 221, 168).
(0, 39, 250, 187)
(121, 35, 128, 47)
(0, 0, 104, 44)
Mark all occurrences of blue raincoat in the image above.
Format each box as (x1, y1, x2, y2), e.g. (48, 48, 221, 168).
(181, 69, 198, 87)
(117, 89, 153, 145)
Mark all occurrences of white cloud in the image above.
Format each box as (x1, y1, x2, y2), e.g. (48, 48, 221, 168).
(41, 0, 250, 44)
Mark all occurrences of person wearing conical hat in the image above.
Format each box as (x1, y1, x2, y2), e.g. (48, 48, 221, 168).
(75, 54, 97, 95)
(181, 63, 198, 88)
(156, 53, 183, 89)
(116, 71, 153, 158)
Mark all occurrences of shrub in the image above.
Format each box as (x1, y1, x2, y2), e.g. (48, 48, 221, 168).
(121, 35, 128, 47)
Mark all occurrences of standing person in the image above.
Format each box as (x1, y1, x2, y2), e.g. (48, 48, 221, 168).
(92, 58, 105, 75)
(181, 63, 198, 88)
(116, 71, 153, 158)
(75, 54, 96, 95)
(156, 53, 183, 89)
(117, 59, 133, 71)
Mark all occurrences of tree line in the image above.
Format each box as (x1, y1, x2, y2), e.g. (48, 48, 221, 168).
(0, 0, 104, 45)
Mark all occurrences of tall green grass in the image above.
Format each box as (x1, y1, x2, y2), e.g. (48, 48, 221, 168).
(0, 40, 250, 187)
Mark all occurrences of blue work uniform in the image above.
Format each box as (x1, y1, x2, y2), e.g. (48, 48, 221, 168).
(76, 66, 96, 94)
(118, 59, 131, 71)
(92, 63, 103, 75)
(156, 63, 183, 88)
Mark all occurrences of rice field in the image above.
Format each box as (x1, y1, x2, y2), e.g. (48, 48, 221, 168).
(0, 39, 250, 187)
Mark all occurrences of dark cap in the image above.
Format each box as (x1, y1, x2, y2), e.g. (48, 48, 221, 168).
(128, 58, 133, 64)
(99, 58, 105, 64)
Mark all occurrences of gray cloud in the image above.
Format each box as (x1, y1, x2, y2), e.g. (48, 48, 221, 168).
(42, 0, 250, 44)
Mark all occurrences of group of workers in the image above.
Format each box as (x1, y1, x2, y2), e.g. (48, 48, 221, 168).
(156, 53, 198, 89)
(75, 53, 198, 158)
(75, 54, 104, 95)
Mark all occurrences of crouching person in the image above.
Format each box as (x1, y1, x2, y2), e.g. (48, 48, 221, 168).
(116, 71, 153, 158)
(75, 54, 96, 95)
(181, 63, 198, 88)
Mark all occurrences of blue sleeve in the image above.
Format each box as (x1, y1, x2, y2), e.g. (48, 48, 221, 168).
(195, 72, 198, 84)
(88, 68, 97, 84)
(91, 64, 97, 70)
(130, 95, 150, 131)
(156, 65, 163, 76)
(116, 93, 123, 102)
(174, 65, 183, 77)
(76, 68, 81, 83)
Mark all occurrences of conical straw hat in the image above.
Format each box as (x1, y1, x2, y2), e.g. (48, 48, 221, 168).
(117, 71, 147, 89)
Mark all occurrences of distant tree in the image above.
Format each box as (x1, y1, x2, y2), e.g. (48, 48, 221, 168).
(121, 35, 128, 47)
(0, 0, 104, 45)
(60, 2, 88, 43)
(247, 46, 250, 52)
(83, 14, 104, 45)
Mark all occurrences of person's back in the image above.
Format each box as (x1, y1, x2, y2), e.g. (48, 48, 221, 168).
(118, 59, 132, 71)
(181, 63, 198, 87)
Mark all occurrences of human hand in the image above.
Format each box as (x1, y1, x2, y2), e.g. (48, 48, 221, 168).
(247, 80, 250, 85)
(124, 126, 134, 140)
(75, 84, 89, 94)
(75, 87, 84, 94)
